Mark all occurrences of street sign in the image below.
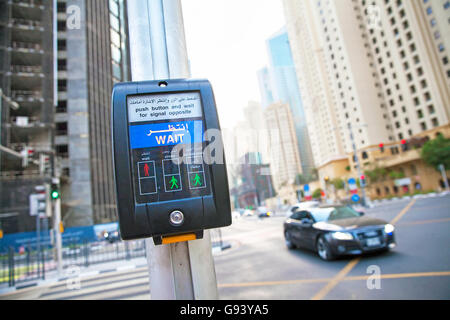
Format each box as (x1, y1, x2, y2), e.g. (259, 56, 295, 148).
(304, 184, 312, 200)
(351, 194, 360, 202)
(29, 193, 47, 217)
(348, 177, 358, 194)
(112, 79, 232, 244)
(394, 177, 411, 187)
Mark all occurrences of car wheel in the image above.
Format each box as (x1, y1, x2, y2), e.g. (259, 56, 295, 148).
(316, 236, 335, 261)
(285, 231, 296, 250)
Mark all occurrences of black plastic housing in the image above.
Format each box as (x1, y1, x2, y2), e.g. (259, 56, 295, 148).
(111, 79, 232, 241)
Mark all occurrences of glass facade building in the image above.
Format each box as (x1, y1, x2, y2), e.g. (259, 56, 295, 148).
(259, 28, 314, 174)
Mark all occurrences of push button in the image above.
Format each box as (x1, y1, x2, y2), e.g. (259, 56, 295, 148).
(169, 210, 184, 226)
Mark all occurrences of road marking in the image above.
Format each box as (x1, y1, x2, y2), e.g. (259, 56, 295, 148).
(217, 270, 450, 289)
(310, 198, 416, 300)
(219, 277, 331, 288)
(311, 258, 360, 300)
(345, 271, 450, 281)
(397, 217, 450, 226)
(389, 198, 416, 225)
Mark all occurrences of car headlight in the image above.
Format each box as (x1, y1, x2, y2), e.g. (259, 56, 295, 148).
(384, 224, 395, 234)
(331, 232, 354, 240)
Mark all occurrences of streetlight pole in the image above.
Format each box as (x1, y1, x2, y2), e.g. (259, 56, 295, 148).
(347, 123, 368, 207)
(438, 164, 450, 192)
(127, 0, 218, 300)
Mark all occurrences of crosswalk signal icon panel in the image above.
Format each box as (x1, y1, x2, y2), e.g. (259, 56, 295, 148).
(112, 79, 232, 243)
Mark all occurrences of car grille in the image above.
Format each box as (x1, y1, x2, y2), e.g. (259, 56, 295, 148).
(356, 228, 385, 249)
(356, 229, 383, 240)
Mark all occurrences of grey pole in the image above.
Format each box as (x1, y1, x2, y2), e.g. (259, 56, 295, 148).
(127, 0, 218, 300)
(53, 197, 63, 276)
(0, 88, 2, 170)
(36, 214, 41, 278)
(438, 164, 450, 192)
(347, 123, 367, 207)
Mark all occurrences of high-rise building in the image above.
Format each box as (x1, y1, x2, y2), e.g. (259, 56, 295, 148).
(263, 102, 302, 190)
(258, 28, 315, 175)
(282, 0, 450, 179)
(0, 0, 55, 233)
(232, 152, 275, 209)
(256, 67, 274, 109)
(0, 0, 130, 233)
(59, 0, 130, 226)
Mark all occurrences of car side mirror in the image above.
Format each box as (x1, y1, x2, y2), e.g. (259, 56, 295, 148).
(301, 218, 313, 225)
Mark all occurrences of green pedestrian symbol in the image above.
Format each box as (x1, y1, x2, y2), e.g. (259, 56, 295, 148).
(169, 176, 179, 189)
(193, 173, 202, 186)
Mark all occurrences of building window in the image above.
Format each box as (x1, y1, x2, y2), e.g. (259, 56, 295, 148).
(420, 122, 427, 130)
(428, 105, 435, 114)
(431, 118, 439, 127)
(417, 109, 424, 118)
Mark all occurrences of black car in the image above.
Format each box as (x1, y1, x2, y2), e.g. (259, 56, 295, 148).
(283, 205, 396, 260)
(104, 230, 120, 243)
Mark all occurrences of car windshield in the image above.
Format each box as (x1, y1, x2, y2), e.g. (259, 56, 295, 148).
(310, 206, 360, 222)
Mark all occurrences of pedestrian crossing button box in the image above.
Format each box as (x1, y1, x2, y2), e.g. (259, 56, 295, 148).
(112, 79, 232, 244)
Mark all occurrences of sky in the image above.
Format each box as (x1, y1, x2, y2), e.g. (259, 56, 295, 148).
(181, 0, 286, 129)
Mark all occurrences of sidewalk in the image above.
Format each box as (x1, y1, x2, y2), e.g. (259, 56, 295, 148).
(0, 240, 232, 295)
(0, 256, 148, 294)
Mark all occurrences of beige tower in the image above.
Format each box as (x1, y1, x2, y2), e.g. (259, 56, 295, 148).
(263, 102, 302, 190)
(283, 0, 450, 173)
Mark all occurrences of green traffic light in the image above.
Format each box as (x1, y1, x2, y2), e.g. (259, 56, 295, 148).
(51, 191, 59, 199)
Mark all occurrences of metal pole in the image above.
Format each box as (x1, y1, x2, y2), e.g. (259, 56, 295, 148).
(439, 164, 450, 191)
(36, 214, 41, 278)
(347, 123, 367, 207)
(127, 0, 218, 300)
(0, 88, 2, 170)
(53, 198, 63, 275)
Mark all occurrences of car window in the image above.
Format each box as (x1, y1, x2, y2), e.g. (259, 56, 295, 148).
(309, 208, 334, 222)
(290, 210, 309, 220)
(289, 212, 301, 220)
(328, 206, 360, 220)
(290, 206, 298, 212)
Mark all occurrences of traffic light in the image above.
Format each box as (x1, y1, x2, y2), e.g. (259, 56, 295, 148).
(360, 175, 366, 187)
(51, 183, 60, 200)
(30, 185, 48, 217)
(324, 176, 330, 184)
(39, 154, 51, 176)
(379, 143, 384, 153)
(21, 147, 34, 167)
(401, 139, 408, 152)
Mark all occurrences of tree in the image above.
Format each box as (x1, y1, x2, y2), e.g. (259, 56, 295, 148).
(421, 134, 450, 170)
(294, 170, 319, 186)
(364, 167, 388, 183)
(388, 171, 405, 180)
(330, 178, 345, 190)
(312, 188, 323, 199)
